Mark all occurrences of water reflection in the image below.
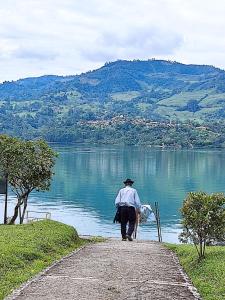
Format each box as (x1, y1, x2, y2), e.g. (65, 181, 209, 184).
(1, 145, 225, 243)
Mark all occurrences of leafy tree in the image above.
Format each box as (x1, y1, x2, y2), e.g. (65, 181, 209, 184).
(179, 192, 225, 259)
(0, 135, 19, 177)
(0, 135, 57, 224)
(0, 135, 20, 223)
(178, 100, 200, 113)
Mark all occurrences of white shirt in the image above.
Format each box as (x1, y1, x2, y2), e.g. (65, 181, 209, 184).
(115, 186, 141, 209)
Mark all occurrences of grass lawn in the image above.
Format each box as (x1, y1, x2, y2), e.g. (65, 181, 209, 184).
(0, 220, 90, 300)
(166, 244, 225, 300)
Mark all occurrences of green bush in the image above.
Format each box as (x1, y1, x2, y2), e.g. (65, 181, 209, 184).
(179, 192, 225, 259)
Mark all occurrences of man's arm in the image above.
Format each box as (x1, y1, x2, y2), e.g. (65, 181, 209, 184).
(115, 190, 121, 208)
(134, 190, 141, 211)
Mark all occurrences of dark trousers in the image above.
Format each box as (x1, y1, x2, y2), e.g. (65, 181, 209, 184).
(120, 206, 136, 238)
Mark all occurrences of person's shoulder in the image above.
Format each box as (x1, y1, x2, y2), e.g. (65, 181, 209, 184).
(129, 187, 137, 192)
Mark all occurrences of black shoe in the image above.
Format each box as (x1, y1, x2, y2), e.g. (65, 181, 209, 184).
(122, 237, 127, 241)
(126, 235, 133, 241)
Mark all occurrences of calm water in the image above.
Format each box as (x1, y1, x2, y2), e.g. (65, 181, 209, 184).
(1, 145, 225, 243)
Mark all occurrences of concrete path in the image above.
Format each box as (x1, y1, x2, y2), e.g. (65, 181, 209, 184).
(7, 239, 201, 300)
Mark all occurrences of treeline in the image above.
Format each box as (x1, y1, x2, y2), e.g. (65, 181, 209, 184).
(1, 112, 225, 148)
(39, 122, 225, 148)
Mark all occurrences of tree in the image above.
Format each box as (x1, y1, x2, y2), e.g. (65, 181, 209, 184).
(179, 192, 225, 259)
(186, 100, 200, 113)
(0, 135, 20, 223)
(0, 135, 57, 224)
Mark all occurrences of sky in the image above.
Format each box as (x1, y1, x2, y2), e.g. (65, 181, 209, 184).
(0, 0, 225, 82)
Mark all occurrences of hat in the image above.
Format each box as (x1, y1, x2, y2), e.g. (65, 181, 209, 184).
(123, 178, 134, 185)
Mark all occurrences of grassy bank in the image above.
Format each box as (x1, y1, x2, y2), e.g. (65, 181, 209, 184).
(166, 244, 225, 300)
(0, 220, 89, 300)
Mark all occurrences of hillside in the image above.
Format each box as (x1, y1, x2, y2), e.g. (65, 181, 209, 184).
(1, 59, 225, 147)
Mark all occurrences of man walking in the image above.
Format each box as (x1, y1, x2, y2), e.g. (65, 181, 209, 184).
(115, 178, 141, 241)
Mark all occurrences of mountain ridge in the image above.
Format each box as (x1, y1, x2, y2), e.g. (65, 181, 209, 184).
(1, 59, 224, 100)
(2, 59, 224, 83)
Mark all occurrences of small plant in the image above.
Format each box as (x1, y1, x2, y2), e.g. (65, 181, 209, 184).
(179, 192, 225, 259)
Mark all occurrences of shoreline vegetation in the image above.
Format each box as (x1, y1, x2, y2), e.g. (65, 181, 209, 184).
(3, 118, 225, 149)
(166, 244, 225, 300)
(0, 220, 90, 300)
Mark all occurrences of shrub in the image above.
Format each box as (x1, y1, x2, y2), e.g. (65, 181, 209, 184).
(179, 192, 225, 259)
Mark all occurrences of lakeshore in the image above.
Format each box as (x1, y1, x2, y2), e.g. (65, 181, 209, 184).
(3, 145, 225, 243)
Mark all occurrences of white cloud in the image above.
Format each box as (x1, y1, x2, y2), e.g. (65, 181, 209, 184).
(0, 0, 225, 82)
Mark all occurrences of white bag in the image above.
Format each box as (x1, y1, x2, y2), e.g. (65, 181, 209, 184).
(140, 204, 156, 223)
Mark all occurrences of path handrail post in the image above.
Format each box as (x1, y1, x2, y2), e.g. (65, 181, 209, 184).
(154, 201, 162, 242)
(157, 202, 162, 242)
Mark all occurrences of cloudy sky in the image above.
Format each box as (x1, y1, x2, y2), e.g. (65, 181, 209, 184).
(0, 0, 225, 82)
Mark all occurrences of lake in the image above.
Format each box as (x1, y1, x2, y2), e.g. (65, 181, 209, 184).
(1, 145, 225, 243)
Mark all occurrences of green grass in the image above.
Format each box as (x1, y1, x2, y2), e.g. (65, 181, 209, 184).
(166, 244, 225, 300)
(155, 104, 222, 122)
(200, 93, 225, 107)
(111, 91, 140, 101)
(0, 220, 90, 300)
(136, 103, 151, 112)
(158, 90, 213, 107)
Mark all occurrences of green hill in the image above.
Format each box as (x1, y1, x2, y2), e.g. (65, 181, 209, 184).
(1, 59, 225, 147)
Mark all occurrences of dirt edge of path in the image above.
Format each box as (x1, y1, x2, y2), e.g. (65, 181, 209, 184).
(5, 244, 89, 300)
(170, 250, 201, 300)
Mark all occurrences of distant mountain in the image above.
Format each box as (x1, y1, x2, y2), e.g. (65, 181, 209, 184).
(1, 59, 225, 147)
